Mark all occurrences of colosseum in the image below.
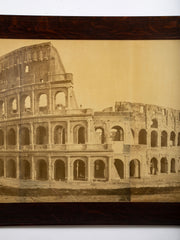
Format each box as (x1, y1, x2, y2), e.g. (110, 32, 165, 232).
(0, 42, 179, 191)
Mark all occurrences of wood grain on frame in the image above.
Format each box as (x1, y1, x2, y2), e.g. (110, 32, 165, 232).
(0, 16, 179, 225)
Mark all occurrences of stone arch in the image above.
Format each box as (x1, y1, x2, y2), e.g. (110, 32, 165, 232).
(160, 158, 168, 173)
(54, 125, 65, 144)
(114, 159, 124, 179)
(73, 159, 86, 180)
(38, 93, 48, 112)
(151, 118, 158, 128)
(55, 91, 66, 110)
(54, 159, 65, 181)
(110, 126, 124, 141)
(161, 131, 168, 147)
(170, 131, 176, 146)
(19, 127, 30, 145)
(138, 129, 147, 145)
(73, 125, 86, 144)
(170, 158, 176, 173)
(151, 130, 158, 147)
(6, 159, 16, 178)
(150, 158, 158, 175)
(0, 159, 4, 177)
(0, 129, 4, 146)
(130, 159, 140, 178)
(10, 97, 17, 113)
(36, 159, 48, 180)
(95, 127, 105, 144)
(94, 160, 105, 179)
(36, 126, 48, 145)
(21, 95, 31, 112)
(7, 128, 16, 145)
(20, 160, 31, 179)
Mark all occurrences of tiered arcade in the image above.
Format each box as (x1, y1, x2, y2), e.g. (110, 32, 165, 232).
(0, 42, 179, 188)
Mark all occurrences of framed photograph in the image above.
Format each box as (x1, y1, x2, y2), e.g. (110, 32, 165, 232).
(0, 16, 179, 225)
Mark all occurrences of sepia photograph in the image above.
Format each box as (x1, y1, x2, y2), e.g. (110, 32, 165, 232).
(0, 39, 179, 203)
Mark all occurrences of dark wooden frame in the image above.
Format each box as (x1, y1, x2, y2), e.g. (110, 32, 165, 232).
(0, 16, 179, 225)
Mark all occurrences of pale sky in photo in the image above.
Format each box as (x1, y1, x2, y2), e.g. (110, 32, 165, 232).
(0, 39, 179, 111)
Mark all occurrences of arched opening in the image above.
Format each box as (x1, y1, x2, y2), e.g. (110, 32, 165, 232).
(7, 128, 16, 145)
(95, 127, 105, 144)
(54, 160, 65, 181)
(73, 160, 85, 180)
(73, 125, 86, 144)
(138, 129, 147, 145)
(161, 158, 168, 173)
(0, 129, 4, 146)
(171, 158, 176, 173)
(0, 159, 4, 177)
(130, 159, 140, 178)
(10, 98, 17, 113)
(19, 127, 30, 145)
(151, 118, 158, 128)
(55, 92, 66, 110)
(24, 96, 31, 112)
(54, 126, 65, 144)
(36, 126, 48, 145)
(170, 131, 176, 146)
(36, 159, 48, 180)
(6, 159, 16, 178)
(150, 158, 158, 175)
(161, 131, 168, 147)
(151, 130, 158, 147)
(178, 133, 180, 146)
(114, 159, 124, 179)
(94, 160, 105, 179)
(110, 126, 124, 141)
(20, 160, 31, 179)
(39, 93, 47, 112)
(0, 101, 5, 116)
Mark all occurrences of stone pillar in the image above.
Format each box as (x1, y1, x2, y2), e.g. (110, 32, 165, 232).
(49, 88, 52, 113)
(134, 129, 139, 145)
(17, 93, 20, 116)
(108, 157, 112, 181)
(147, 130, 151, 147)
(48, 156, 52, 181)
(16, 156, 19, 179)
(17, 125, 20, 150)
(31, 156, 36, 180)
(4, 158, 6, 178)
(87, 157, 91, 181)
(124, 155, 130, 179)
(157, 130, 161, 147)
(67, 87, 71, 108)
(66, 120, 71, 144)
(31, 90, 35, 115)
(48, 122, 52, 148)
(67, 157, 72, 181)
(30, 123, 34, 150)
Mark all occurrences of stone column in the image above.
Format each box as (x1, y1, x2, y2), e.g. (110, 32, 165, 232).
(108, 157, 112, 181)
(67, 87, 71, 108)
(31, 90, 35, 115)
(30, 123, 34, 150)
(17, 125, 20, 150)
(157, 130, 161, 148)
(49, 88, 52, 113)
(48, 155, 52, 181)
(124, 155, 130, 179)
(67, 157, 72, 181)
(66, 120, 71, 144)
(16, 156, 19, 179)
(87, 157, 91, 182)
(31, 156, 36, 180)
(48, 122, 52, 148)
(4, 158, 6, 178)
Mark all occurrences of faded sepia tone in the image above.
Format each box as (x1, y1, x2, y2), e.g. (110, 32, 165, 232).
(0, 39, 179, 202)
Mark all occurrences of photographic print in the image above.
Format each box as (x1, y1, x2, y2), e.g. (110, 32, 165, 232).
(0, 39, 179, 203)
